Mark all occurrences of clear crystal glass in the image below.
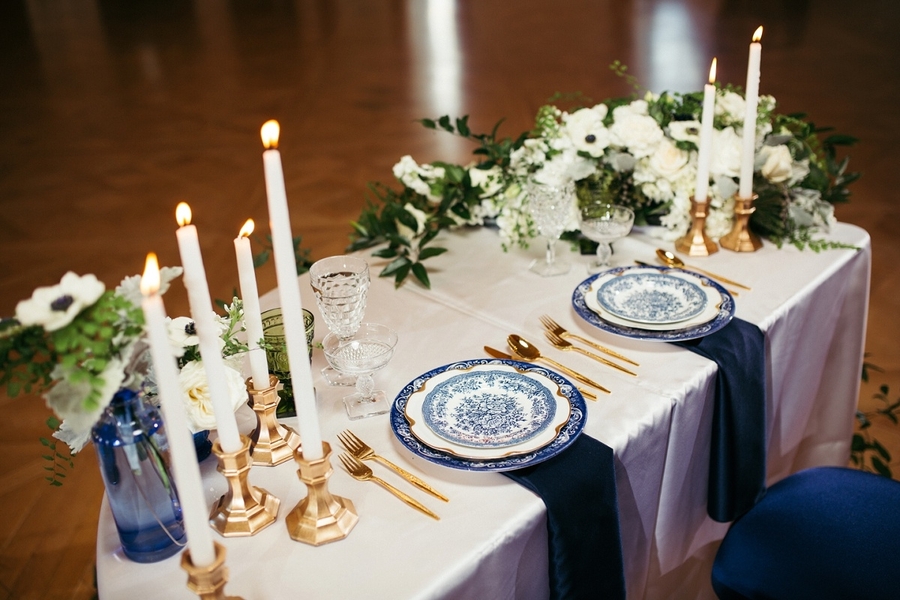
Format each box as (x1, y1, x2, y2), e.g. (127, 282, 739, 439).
(578, 204, 634, 272)
(322, 323, 398, 420)
(526, 180, 575, 276)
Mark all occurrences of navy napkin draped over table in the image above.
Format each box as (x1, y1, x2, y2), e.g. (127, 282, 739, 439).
(504, 434, 626, 600)
(675, 317, 768, 522)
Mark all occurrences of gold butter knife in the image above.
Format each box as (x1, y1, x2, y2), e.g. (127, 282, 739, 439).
(483, 346, 598, 401)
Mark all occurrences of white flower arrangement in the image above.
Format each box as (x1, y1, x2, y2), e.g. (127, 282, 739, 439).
(350, 84, 858, 287)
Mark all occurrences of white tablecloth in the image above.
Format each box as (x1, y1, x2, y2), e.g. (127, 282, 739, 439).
(96, 222, 870, 599)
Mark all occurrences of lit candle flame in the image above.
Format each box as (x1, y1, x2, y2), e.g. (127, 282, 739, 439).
(176, 202, 192, 227)
(141, 252, 161, 296)
(752, 26, 763, 42)
(239, 218, 255, 238)
(261, 120, 280, 150)
(708, 58, 717, 84)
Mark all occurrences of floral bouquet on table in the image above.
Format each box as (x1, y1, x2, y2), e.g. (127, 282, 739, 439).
(0, 268, 249, 485)
(349, 77, 858, 288)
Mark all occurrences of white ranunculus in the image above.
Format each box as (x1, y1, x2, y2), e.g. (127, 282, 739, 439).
(115, 266, 183, 306)
(716, 91, 746, 123)
(668, 120, 702, 145)
(16, 272, 105, 332)
(468, 165, 505, 198)
(609, 113, 664, 158)
(178, 360, 246, 433)
(396, 202, 428, 241)
(709, 127, 743, 178)
(563, 106, 610, 157)
(611, 99, 649, 120)
(647, 138, 690, 182)
(759, 144, 793, 183)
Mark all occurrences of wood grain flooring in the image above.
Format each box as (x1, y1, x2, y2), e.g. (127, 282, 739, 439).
(1, 1, 899, 598)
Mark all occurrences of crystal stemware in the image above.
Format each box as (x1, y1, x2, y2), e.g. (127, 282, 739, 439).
(525, 180, 575, 276)
(322, 323, 398, 420)
(309, 255, 370, 386)
(578, 204, 634, 272)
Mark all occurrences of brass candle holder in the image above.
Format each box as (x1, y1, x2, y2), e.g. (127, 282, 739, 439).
(180, 542, 244, 600)
(720, 194, 763, 252)
(246, 375, 301, 466)
(675, 197, 718, 256)
(286, 441, 358, 545)
(209, 435, 280, 536)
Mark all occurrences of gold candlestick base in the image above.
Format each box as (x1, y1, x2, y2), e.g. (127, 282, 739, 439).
(180, 542, 244, 600)
(286, 441, 358, 546)
(675, 197, 718, 256)
(209, 435, 280, 536)
(247, 375, 301, 466)
(720, 194, 763, 252)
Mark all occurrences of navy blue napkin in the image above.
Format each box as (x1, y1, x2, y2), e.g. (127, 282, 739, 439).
(504, 434, 625, 600)
(675, 317, 767, 522)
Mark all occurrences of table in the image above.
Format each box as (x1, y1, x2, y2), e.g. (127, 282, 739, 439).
(97, 222, 870, 599)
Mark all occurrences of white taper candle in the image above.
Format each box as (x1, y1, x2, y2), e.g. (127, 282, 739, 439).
(234, 219, 270, 390)
(739, 26, 763, 199)
(694, 58, 717, 203)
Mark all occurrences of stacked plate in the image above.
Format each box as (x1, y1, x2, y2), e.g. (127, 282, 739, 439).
(390, 359, 587, 471)
(572, 265, 735, 342)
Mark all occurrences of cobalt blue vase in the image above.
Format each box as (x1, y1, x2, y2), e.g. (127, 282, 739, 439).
(92, 389, 187, 563)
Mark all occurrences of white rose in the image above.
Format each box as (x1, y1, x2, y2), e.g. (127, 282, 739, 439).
(468, 165, 505, 198)
(16, 272, 106, 332)
(609, 113, 664, 158)
(668, 120, 702, 145)
(563, 107, 610, 157)
(759, 144, 793, 183)
(533, 149, 595, 186)
(178, 361, 246, 433)
(715, 91, 745, 123)
(612, 99, 649, 120)
(709, 127, 743, 178)
(647, 138, 690, 182)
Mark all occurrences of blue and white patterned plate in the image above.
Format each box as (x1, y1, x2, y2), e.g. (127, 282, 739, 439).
(596, 272, 707, 324)
(391, 359, 586, 471)
(572, 266, 735, 342)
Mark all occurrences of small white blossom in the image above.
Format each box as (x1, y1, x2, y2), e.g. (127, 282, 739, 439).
(396, 203, 428, 241)
(468, 165, 505, 198)
(16, 272, 105, 332)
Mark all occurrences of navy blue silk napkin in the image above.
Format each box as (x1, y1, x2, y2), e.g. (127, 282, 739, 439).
(675, 317, 767, 522)
(504, 434, 626, 600)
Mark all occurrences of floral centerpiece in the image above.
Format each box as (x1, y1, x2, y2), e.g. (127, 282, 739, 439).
(0, 268, 249, 484)
(350, 75, 858, 288)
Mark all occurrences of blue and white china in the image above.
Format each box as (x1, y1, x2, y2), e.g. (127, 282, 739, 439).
(391, 359, 586, 471)
(596, 272, 707, 324)
(573, 266, 735, 342)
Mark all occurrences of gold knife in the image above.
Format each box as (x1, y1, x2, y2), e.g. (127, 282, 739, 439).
(635, 261, 740, 297)
(483, 345, 601, 400)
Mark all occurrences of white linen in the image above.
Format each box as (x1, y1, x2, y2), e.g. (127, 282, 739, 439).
(96, 223, 869, 599)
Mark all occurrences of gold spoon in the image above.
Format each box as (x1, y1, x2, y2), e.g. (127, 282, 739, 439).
(507, 334, 610, 394)
(655, 249, 752, 291)
(483, 345, 598, 401)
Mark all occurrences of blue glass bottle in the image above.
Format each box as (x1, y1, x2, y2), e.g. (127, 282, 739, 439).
(92, 389, 187, 563)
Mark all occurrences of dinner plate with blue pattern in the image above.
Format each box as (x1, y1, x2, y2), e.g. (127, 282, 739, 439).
(391, 359, 586, 471)
(595, 271, 707, 324)
(572, 266, 734, 342)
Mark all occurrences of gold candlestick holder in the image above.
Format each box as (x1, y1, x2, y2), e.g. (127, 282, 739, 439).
(286, 441, 358, 545)
(209, 435, 280, 536)
(246, 375, 301, 466)
(675, 197, 718, 256)
(180, 542, 243, 600)
(720, 194, 763, 252)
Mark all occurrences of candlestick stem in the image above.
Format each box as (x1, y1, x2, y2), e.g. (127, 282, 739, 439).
(247, 375, 301, 466)
(181, 542, 243, 600)
(286, 441, 358, 545)
(209, 435, 280, 536)
(720, 194, 763, 252)
(675, 198, 719, 256)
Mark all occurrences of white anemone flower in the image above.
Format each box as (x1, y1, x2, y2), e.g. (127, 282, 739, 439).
(16, 272, 105, 332)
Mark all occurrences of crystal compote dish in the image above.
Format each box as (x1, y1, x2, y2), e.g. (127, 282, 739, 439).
(322, 323, 398, 420)
(579, 204, 634, 272)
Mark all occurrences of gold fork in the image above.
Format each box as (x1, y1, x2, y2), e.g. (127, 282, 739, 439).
(539, 315, 639, 367)
(338, 430, 449, 502)
(544, 331, 638, 377)
(338, 453, 440, 520)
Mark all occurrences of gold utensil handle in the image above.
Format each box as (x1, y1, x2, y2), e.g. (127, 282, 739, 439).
(578, 387, 598, 401)
(373, 476, 440, 520)
(375, 456, 449, 502)
(568, 333, 639, 367)
(571, 347, 637, 377)
(689, 266, 751, 290)
(540, 357, 610, 394)
(638, 261, 741, 296)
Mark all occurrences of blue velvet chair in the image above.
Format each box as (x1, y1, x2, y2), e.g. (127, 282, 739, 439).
(711, 466, 900, 600)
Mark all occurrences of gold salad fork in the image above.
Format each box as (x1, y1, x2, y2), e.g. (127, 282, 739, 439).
(338, 430, 449, 502)
(338, 453, 440, 520)
(539, 315, 639, 367)
(544, 331, 638, 377)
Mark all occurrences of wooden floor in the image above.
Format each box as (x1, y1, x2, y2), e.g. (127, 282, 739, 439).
(1, 0, 899, 598)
